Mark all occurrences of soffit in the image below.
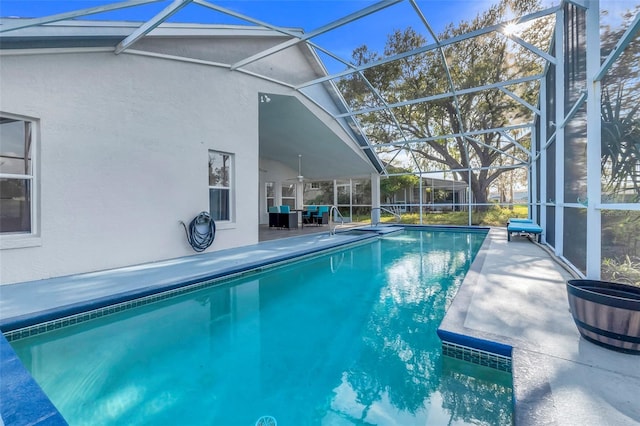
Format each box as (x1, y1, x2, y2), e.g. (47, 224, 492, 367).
(259, 94, 376, 180)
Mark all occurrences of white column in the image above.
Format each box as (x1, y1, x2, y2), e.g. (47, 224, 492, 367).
(530, 124, 537, 223)
(554, 6, 565, 257)
(540, 77, 547, 240)
(275, 181, 282, 207)
(371, 173, 381, 225)
(349, 178, 353, 221)
(296, 181, 303, 210)
(585, 0, 601, 279)
(419, 175, 423, 224)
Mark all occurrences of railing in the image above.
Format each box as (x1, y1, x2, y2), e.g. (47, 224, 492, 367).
(329, 205, 346, 235)
(371, 207, 401, 226)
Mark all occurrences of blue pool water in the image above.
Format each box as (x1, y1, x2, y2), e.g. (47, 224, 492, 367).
(11, 229, 512, 425)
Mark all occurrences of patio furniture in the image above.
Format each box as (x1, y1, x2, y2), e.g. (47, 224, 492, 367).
(302, 205, 318, 225)
(269, 205, 298, 229)
(314, 205, 329, 226)
(507, 221, 542, 242)
(268, 206, 279, 228)
(508, 218, 533, 224)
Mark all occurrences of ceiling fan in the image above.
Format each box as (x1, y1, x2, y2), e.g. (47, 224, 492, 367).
(284, 154, 307, 185)
(296, 154, 304, 182)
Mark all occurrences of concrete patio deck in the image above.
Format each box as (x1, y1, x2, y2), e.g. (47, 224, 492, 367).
(1, 226, 639, 425)
(440, 227, 640, 425)
(258, 221, 368, 242)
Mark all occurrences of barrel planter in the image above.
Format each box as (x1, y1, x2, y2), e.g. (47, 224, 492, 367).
(566, 279, 640, 354)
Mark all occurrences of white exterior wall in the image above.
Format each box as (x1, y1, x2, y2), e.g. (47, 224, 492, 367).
(0, 49, 291, 284)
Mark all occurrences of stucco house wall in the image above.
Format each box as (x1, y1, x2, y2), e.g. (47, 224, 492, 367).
(0, 36, 317, 284)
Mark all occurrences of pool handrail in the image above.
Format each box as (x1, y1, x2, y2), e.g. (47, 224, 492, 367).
(371, 207, 401, 226)
(329, 205, 345, 235)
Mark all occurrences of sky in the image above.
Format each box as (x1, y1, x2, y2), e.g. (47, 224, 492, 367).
(0, 0, 636, 67)
(0, 0, 519, 59)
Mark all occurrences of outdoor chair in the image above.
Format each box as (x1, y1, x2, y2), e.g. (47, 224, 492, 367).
(277, 205, 297, 229)
(302, 205, 318, 225)
(314, 205, 329, 226)
(507, 218, 533, 224)
(268, 206, 280, 228)
(507, 220, 542, 242)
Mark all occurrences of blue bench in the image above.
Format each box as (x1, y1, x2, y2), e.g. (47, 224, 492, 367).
(507, 220, 542, 242)
(508, 218, 533, 224)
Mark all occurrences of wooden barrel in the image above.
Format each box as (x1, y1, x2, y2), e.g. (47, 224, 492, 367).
(566, 279, 640, 354)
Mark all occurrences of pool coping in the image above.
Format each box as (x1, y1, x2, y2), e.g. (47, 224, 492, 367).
(438, 227, 640, 426)
(0, 233, 376, 332)
(437, 228, 561, 425)
(0, 225, 490, 425)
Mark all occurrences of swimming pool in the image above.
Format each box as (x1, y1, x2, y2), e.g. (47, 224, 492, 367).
(10, 229, 512, 425)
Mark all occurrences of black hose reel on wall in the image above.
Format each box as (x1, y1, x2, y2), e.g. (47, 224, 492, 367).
(180, 211, 216, 252)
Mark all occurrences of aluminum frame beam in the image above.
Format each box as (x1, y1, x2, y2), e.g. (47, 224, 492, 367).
(371, 122, 533, 148)
(229, 0, 402, 70)
(499, 130, 532, 156)
(498, 86, 541, 115)
(408, 0, 467, 174)
(195, 0, 365, 75)
(506, 33, 557, 64)
(585, 0, 602, 279)
(464, 136, 525, 165)
(295, 5, 560, 90)
(554, 6, 564, 257)
(0, 0, 163, 33)
(595, 10, 640, 82)
(386, 162, 528, 176)
(115, 0, 193, 54)
(334, 74, 544, 119)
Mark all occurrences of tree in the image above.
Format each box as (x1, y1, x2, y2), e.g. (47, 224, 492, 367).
(338, 0, 550, 208)
(600, 5, 640, 202)
(379, 166, 420, 202)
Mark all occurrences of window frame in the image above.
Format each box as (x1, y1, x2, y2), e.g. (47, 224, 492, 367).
(265, 181, 275, 212)
(208, 150, 234, 223)
(281, 182, 297, 209)
(0, 112, 40, 248)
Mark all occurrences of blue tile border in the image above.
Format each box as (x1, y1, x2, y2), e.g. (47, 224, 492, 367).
(437, 329, 513, 358)
(0, 234, 377, 333)
(0, 334, 67, 426)
(438, 329, 513, 372)
(441, 341, 513, 372)
(3, 269, 256, 342)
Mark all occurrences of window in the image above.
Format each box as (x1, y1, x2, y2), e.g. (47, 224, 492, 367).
(310, 182, 320, 189)
(1, 116, 34, 234)
(281, 183, 296, 209)
(265, 182, 275, 211)
(208, 151, 233, 221)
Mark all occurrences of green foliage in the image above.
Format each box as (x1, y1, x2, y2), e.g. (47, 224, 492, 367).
(600, 7, 640, 202)
(601, 210, 640, 286)
(602, 256, 640, 287)
(379, 205, 528, 226)
(380, 166, 420, 196)
(338, 0, 547, 205)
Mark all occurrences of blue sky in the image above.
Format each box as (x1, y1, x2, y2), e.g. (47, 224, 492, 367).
(1, 0, 635, 68)
(0, 1, 498, 58)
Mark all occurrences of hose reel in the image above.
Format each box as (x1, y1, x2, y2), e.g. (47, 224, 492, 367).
(180, 211, 216, 252)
